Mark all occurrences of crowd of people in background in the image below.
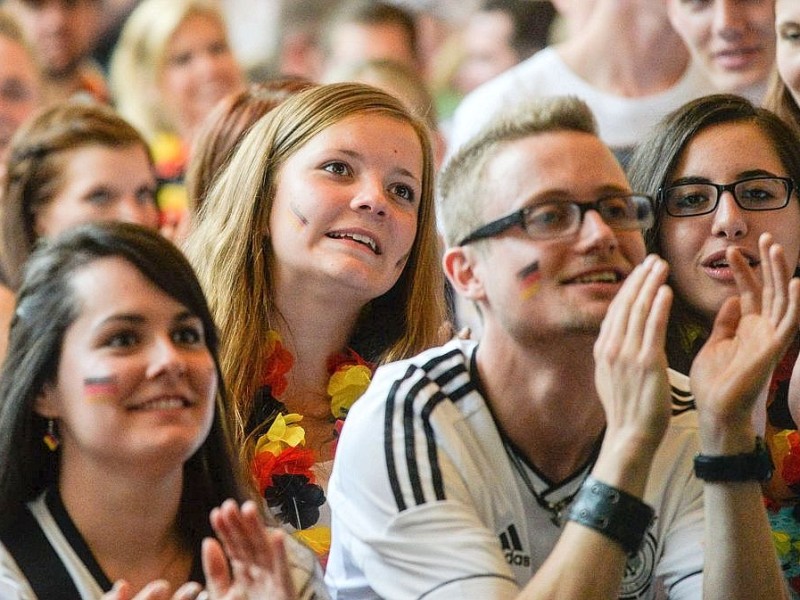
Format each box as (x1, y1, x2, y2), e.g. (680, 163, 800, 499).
(0, 0, 799, 598)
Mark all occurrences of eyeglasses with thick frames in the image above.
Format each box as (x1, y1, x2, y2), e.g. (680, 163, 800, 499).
(659, 176, 795, 217)
(457, 194, 655, 246)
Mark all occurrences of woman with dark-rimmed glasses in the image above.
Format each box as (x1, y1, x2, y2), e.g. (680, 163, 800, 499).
(629, 93, 800, 596)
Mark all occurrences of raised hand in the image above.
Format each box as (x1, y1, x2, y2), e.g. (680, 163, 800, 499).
(690, 233, 800, 451)
(101, 500, 296, 600)
(593, 254, 673, 459)
(203, 499, 296, 600)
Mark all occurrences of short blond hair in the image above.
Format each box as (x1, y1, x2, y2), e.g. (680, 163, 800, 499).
(439, 96, 597, 248)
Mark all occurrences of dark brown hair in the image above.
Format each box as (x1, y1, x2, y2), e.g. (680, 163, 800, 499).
(0, 222, 250, 540)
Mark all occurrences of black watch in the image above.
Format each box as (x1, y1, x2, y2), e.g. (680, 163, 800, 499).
(694, 436, 773, 482)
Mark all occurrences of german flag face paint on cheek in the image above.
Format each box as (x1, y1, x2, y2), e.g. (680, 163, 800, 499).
(518, 261, 541, 300)
(290, 203, 309, 230)
(84, 376, 119, 403)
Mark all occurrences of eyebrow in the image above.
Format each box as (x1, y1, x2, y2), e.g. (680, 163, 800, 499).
(338, 148, 421, 183)
(669, 169, 782, 186)
(96, 310, 197, 328)
(526, 184, 633, 202)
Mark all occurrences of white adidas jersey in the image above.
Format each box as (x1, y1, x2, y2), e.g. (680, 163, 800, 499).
(326, 339, 703, 599)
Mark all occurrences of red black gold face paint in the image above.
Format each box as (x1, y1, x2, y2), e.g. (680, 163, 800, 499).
(84, 376, 119, 402)
(517, 261, 541, 300)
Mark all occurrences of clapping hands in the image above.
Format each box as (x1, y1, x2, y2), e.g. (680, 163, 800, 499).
(102, 500, 296, 600)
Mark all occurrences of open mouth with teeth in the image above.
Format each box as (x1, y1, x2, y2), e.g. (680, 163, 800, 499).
(130, 397, 191, 411)
(566, 271, 623, 284)
(326, 232, 381, 255)
(706, 257, 759, 269)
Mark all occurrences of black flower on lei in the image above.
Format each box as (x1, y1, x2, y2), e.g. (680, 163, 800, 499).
(264, 474, 325, 529)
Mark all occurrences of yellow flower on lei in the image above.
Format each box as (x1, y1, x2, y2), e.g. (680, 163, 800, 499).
(293, 526, 332, 556)
(254, 413, 305, 456)
(328, 364, 372, 419)
(774, 530, 793, 557)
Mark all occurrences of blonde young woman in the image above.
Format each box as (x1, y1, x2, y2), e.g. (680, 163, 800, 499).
(109, 0, 244, 227)
(184, 82, 447, 565)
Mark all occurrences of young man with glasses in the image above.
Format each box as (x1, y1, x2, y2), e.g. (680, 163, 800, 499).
(325, 96, 791, 599)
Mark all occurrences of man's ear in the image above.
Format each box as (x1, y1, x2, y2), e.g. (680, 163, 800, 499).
(443, 246, 486, 302)
(33, 382, 59, 419)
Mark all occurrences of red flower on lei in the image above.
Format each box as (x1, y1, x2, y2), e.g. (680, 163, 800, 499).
(260, 331, 294, 398)
(253, 445, 316, 495)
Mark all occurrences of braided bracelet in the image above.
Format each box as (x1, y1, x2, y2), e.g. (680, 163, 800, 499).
(566, 476, 654, 556)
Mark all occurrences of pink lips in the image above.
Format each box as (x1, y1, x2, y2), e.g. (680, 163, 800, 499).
(713, 47, 762, 71)
(128, 392, 194, 411)
(700, 247, 759, 282)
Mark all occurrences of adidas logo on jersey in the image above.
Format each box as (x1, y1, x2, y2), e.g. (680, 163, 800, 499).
(499, 524, 530, 567)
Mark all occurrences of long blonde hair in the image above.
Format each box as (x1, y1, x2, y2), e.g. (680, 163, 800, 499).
(184, 82, 446, 443)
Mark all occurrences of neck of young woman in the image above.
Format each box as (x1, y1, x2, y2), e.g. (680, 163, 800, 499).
(272, 281, 364, 415)
(58, 457, 190, 591)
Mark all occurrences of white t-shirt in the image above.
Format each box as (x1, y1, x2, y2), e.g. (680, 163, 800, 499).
(448, 47, 715, 158)
(326, 340, 704, 599)
(0, 490, 329, 599)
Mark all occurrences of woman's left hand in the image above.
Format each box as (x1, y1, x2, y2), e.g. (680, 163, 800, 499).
(691, 233, 800, 451)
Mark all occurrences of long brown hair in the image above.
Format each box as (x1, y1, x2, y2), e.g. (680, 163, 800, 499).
(184, 82, 447, 448)
(628, 94, 800, 371)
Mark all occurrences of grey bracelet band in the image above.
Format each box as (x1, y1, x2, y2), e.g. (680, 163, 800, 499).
(566, 476, 655, 556)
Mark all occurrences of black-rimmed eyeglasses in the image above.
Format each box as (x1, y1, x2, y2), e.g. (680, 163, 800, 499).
(457, 194, 655, 246)
(659, 176, 795, 217)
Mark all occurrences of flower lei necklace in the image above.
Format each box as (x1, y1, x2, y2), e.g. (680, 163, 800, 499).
(249, 330, 374, 561)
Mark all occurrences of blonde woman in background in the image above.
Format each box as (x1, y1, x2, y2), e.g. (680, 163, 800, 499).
(0, 102, 163, 365)
(109, 0, 244, 228)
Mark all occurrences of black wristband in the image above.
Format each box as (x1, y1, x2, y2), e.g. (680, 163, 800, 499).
(566, 476, 654, 556)
(694, 436, 773, 482)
